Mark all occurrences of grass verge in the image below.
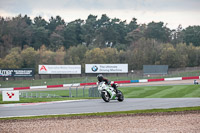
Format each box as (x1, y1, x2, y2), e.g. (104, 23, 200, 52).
(1, 84, 200, 104)
(0, 97, 99, 104)
(0, 106, 199, 120)
(122, 85, 200, 98)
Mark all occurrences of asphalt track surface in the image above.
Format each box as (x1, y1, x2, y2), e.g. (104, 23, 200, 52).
(0, 80, 200, 118)
(1, 98, 200, 118)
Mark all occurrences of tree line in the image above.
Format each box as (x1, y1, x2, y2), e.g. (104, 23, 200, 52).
(0, 14, 200, 71)
(0, 39, 199, 72)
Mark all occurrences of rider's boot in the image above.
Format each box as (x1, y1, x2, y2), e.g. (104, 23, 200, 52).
(115, 88, 120, 97)
(112, 83, 120, 97)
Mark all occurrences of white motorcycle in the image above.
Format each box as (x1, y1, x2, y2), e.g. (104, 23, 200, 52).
(97, 82, 124, 102)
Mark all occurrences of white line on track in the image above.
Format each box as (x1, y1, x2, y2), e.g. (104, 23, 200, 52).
(0, 100, 87, 108)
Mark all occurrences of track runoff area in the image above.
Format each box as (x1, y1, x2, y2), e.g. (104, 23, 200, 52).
(0, 76, 199, 91)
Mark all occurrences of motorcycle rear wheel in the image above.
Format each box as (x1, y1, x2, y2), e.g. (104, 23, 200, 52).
(117, 90, 124, 102)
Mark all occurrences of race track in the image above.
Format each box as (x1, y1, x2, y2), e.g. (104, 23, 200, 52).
(1, 98, 200, 118)
(1, 79, 200, 118)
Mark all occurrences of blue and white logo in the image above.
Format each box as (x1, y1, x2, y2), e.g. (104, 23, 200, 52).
(91, 66, 98, 72)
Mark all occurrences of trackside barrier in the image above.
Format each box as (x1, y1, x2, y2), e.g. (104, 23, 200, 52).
(0, 76, 199, 91)
(114, 80, 130, 84)
(130, 80, 139, 83)
(0, 88, 13, 91)
(80, 82, 97, 86)
(182, 76, 199, 80)
(14, 87, 30, 90)
(47, 85, 64, 88)
(164, 77, 182, 81)
(71, 83, 80, 87)
(139, 79, 148, 83)
(63, 84, 72, 87)
(30, 86, 47, 89)
(148, 78, 164, 82)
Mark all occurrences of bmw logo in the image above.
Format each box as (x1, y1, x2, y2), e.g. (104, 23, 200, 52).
(91, 66, 98, 72)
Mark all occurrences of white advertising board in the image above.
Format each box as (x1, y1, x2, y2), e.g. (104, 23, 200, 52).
(2, 91, 19, 101)
(85, 64, 128, 73)
(39, 65, 81, 74)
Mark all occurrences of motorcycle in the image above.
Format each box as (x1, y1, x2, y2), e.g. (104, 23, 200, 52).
(97, 82, 124, 102)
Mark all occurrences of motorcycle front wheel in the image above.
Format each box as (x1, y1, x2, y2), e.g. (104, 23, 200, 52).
(101, 91, 110, 102)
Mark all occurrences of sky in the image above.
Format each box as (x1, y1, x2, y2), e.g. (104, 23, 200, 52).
(0, 0, 200, 29)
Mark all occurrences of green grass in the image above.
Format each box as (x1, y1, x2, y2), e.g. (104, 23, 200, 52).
(0, 88, 95, 104)
(0, 84, 200, 104)
(19, 88, 90, 97)
(122, 85, 200, 98)
(0, 106, 199, 120)
(0, 97, 98, 104)
(0, 76, 132, 88)
(0, 77, 91, 88)
(168, 70, 200, 78)
(0, 84, 200, 120)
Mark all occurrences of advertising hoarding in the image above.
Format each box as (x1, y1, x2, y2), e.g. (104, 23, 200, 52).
(0, 69, 34, 77)
(39, 65, 81, 74)
(85, 64, 128, 73)
(2, 91, 20, 101)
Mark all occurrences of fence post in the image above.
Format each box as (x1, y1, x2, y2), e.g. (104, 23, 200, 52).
(76, 86, 78, 97)
(69, 85, 72, 97)
(83, 86, 85, 97)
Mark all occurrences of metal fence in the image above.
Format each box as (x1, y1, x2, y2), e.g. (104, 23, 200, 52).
(20, 92, 62, 98)
(18, 85, 99, 98)
(89, 87, 100, 97)
(143, 65, 168, 75)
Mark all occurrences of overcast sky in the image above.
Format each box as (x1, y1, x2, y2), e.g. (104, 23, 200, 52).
(0, 0, 199, 29)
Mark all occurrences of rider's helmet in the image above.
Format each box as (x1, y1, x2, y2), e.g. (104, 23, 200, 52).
(97, 74, 103, 82)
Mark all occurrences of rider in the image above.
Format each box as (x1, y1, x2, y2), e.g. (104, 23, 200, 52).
(97, 74, 119, 94)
